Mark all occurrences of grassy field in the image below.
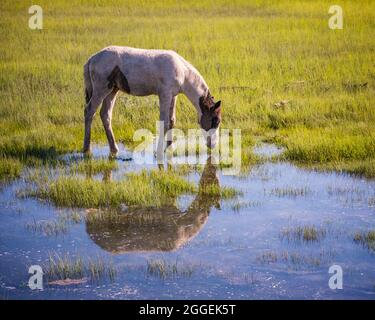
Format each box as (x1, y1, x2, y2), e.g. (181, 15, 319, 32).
(0, 0, 374, 181)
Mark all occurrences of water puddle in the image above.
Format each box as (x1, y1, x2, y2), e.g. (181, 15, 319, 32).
(253, 143, 284, 159)
(0, 144, 375, 299)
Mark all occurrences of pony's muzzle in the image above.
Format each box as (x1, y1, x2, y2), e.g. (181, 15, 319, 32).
(206, 131, 218, 149)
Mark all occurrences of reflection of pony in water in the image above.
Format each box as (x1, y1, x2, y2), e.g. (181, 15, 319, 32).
(85, 158, 220, 253)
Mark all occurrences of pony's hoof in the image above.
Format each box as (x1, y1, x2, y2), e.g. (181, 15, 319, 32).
(109, 149, 119, 158)
(83, 149, 92, 158)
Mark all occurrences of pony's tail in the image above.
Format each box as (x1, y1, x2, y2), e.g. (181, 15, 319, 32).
(83, 60, 93, 105)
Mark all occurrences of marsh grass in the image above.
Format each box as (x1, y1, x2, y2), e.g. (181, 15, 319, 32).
(312, 159, 375, 179)
(0, 158, 23, 182)
(1, 0, 374, 179)
(256, 249, 336, 268)
(45, 253, 117, 282)
(280, 249, 336, 268)
(353, 230, 375, 252)
(28, 169, 197, 208)
(280, 225, 327, 243)
(88, 256, 117, 282)
(45, 253, 84, 281)
(146, 258, 195, 279)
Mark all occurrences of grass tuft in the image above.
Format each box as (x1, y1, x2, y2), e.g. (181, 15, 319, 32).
(45, 253, 117, 282)
(0, 157, 23, 182)
(28, 169, 197, 208)
(354, 230, 375, 252)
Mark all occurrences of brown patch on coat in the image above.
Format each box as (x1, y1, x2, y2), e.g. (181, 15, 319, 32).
(107, 66, 130, 94)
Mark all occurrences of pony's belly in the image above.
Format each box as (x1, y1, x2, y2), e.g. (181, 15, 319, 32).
(127, 84, 157, 97)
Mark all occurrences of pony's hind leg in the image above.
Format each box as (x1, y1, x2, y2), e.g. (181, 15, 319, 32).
(83, 89, 108, 154)
(100, 88, 119, 156)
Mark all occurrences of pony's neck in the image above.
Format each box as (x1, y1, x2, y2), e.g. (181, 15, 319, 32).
(181, 63, 209, 116)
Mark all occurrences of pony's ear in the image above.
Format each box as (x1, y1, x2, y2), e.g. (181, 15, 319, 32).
(214, 101, 221, 111)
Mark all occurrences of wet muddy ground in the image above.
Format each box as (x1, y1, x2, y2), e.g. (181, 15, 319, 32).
(1, 144, 375, 299)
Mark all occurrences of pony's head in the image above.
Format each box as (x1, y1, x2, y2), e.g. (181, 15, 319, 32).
(199, 92, 222, 148)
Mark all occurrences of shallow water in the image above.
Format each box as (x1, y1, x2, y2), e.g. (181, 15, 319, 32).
(1, 144, 375, 299)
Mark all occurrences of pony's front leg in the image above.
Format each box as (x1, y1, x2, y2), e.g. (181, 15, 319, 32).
(156, 92, 174, 163)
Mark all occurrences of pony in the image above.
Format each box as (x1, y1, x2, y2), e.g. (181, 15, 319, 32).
(83, 46, 221, 155)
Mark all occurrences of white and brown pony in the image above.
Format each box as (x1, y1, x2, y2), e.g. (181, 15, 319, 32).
(83, 46, 221, 155)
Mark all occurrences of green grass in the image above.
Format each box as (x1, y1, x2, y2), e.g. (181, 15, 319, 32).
(311, 159, 375, 179)
(0, 0, 374, 178)
(26, 167, 240, 208)
(280, 126, 375, 163)
(45, 253, 84, 281)
(0, 157, 23, 181)
(28, 169, 197, 208)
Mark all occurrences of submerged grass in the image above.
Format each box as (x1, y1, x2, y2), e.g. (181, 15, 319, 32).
(146, 258, 195, 279)
(200, 184, 242, 199)
(269, 186, 311, 198)
(26, 218, 69, 236)
(71, 159, 119, 175)
(25, 210, 83, 236)
(231, 200, 261, 212)
(280, 225, 327, 243)
(0, 0, 374, 178)
(256, 249, 336, 268)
